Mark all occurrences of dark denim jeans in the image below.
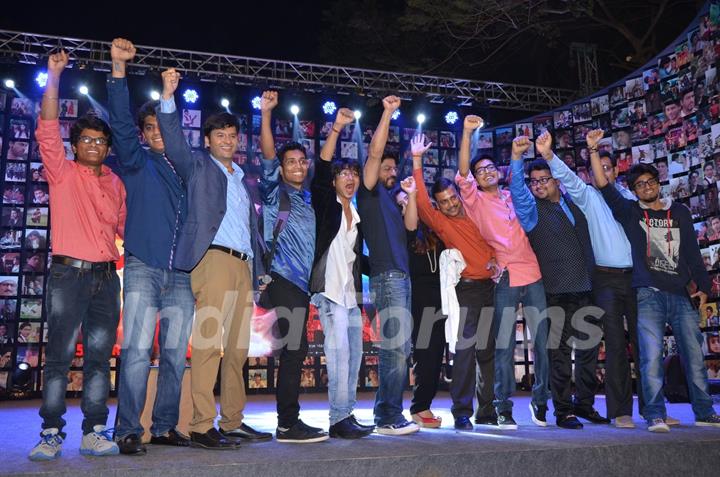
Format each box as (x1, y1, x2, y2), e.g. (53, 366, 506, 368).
(39, 262, 121, 435)
(115, 256, 195, 438)
(370, 270, 412, 426)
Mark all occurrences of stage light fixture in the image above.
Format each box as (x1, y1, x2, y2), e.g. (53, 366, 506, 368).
(251, 96, 262, 110)
(323, 101, 337, 115)
(391, 110, 401, 120)
(4, 79, 15, 89)
(150, 90, 160, 101)
(417, 113, 426, 125)
(79, 85, 89, 95)
(290, 104, 300, 115)
(445, 111, 459, 125)
(354, 110, 362, 120)
(221, 98, 230, 108)
(183, 89, 199, 103)
(35, 72, 48, 88)
(11, 362, 32, 391)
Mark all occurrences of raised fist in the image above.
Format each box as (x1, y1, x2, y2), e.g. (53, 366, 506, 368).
(535, 131, 553, 157)
(335, 107, 354, 127)
(261, 91, 278, 112)
(511, 136, 532, 157)
(161, 68, 181, 98)
(382, 95, 401, 112)
(400, 176, 416, 195)
(47, 50, 69, 76)
(586, 129, 604, 149)
(411, 134, 433, 157)
(464, 115, 484, 131)
(111, 38, 136, 62)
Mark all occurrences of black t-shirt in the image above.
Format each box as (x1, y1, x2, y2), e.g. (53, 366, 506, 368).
(357, 182, 409, 276)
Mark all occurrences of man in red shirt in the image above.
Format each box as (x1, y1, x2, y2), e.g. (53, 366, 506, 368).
(29, 50, 126, 461)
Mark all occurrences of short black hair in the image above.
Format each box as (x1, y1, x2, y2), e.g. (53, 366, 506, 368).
(278, 141, 307, 165)
(626, 163, 659, 189)
(470, 154, 495, 174)
(70, 114, 112, 148)
(430, 177, 457, 198)
(19, 321, 30, 330)
(528, 159, 551, 175)
(136, 100, 159, 130)
(600, 150, 617, 167)
(381, 151, 399, 164)
(331, 158, 361, 178)
(202, 112, 239, 138)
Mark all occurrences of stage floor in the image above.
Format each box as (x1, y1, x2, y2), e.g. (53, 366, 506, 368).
(1, 391, 719, 477)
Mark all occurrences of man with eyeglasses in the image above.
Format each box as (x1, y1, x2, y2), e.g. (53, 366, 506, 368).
(544, 129, 646, 429)
(509, 131, 599, 430)
(308, 106, 374, 439)
(594, 159, 720, 432)
(259, 91, 326, 443)
(457, 115, 550, 430)
(30, 50, 126, 461)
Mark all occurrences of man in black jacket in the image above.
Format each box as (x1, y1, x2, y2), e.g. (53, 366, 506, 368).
(309, 107, 374, 439)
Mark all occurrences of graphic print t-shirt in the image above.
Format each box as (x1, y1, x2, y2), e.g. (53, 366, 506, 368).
(641, 213, 680, 275)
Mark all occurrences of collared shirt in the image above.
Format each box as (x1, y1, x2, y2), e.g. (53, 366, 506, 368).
(549, 154, 633, 268)
(509, 157, 575, 232)
(413, 169, 494, 279)
(322, 196, 360, 308)
(261, 157, 316, 293)
(36, 118, 126, 262)
(210, 156, 253, 257)
(455, 171, 541, 287)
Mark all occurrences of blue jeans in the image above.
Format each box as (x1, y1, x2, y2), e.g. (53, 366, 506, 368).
(636, 287, 716, 422)
(492, 275, 551, 413)
(370, 270, 412, 426)
(116, 256, 195, 438)
(39, 262, 121, 436)
(312, 294, 363, 426)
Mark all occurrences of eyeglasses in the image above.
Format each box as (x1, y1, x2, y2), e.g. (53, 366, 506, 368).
(633, 178, 659, 190)
(529, 176, 553, 186)
(78, 136, 109, 146)
(337, 170, 359, 179)
(474, 164, 497, 175)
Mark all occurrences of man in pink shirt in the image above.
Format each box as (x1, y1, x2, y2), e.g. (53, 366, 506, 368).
(29, 50, 126, 462)
(456, 115, 550, 430)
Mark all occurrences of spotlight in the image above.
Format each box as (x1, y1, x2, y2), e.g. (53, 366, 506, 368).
(445, 111, 459, 125)
(150, 90, 160, 101)
(79, 85, 89, 95)
(391, 110, 401, 120)
(35, 72, 48, 88)
(290, 104, 300, 115)
(183, 89, 199, 103)
(251, 96, 262, 110)
(221, 98, 230, 109)
(354, 110, 362, 120)
(11, 362, 32, 393)
(322, 101, 337, 115)
(4, 79, 15, 89)
(416, 113, 426, 125)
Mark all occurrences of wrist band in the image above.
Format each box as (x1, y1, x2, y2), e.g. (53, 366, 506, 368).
(43, 96, 58, 100)
(332, 127, 340, 134)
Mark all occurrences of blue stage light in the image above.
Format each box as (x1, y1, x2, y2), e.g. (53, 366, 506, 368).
(251, 96, 262, 110)
(323, 101, 337, 115)
(416, 113, 426, 125)
(392, 110, 401, 120)
(35, 72, 48, 88)
(183, 89, 199, 103)
(445, 111, 459, 125)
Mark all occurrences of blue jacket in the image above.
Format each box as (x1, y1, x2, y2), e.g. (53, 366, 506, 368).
(155, 104, 264, 287)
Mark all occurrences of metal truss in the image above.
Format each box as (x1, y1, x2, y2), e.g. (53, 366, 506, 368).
(0, 29, 578, 112)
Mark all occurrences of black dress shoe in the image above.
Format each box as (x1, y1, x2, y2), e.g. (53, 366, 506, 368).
(220, 423, 272, 441)
(454, 416, 474, 431)
(190, 428, 239, 450)
(329, 416, 374, 439)
(349, 415, 375, 431)
(574, 407, 611, 424)
(150, 429, 190, 447)
(556, 414, 584, 429)
(117, 433, 147, 456)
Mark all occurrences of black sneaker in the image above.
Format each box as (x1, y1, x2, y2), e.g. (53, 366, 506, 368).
(276, 420, 329, 443)
(529, 402, 548, 427)
(116, 433, 146, 456)
(474, 412, 499, 428)
(454, 416, 474, 431)
(557, 414, 583, 429)
(329, 416, 374, 439)
(574, 407, 611, 424)
(497, 411, 518, 430)
(349, 415, 375, 431)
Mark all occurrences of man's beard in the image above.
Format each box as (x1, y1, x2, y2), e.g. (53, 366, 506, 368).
(639, 193, 659, 203)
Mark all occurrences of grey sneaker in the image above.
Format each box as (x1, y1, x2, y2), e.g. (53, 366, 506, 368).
(28, 428, 63, 461)
(80, 425, 120, 456)
(647, 418, 670, 433)
(695, 414, 720, 428)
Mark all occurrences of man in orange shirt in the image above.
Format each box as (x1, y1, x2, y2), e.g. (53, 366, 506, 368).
(29, 50, 126, 461)
(402, 134, 498, 431)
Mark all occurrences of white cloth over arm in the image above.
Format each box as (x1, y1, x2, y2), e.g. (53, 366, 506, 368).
(440, 249, 466, 354)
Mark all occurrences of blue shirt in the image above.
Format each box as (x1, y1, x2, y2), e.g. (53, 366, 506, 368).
(548, 155, 633, 268)
(209, 156, 253, 257)
(260, 157, 316, 293)
(509, 157, 575, 233)
(106, 77, 186, 270)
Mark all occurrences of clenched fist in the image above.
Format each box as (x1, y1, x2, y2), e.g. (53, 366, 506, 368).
(111, 38, 136, 62)
(463, 115, 484, 131)
(47, 50, 69, 76)
(400, 176, 417, 195)
(586, 129, 604, 149)
(261, 91, 278, 112)
(161, 68, 181, 99)
(511, 136, 532, 159)
(382, 95, 401, 112)
(535, 131, 553, 158)
(335, 107, 354, 127)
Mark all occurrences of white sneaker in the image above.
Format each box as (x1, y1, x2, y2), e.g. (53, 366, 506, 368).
(28, 428, 63, 461)
(80, 425, 120, 456)
(647, 418, 670, 433)
(375, 420, 420, 436)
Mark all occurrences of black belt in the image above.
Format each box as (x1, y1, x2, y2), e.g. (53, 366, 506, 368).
(208, 245, 250, 261)
(459, 277, 491, 283)
(53, 255, 116, 271)
(595, 266, 633, 274)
